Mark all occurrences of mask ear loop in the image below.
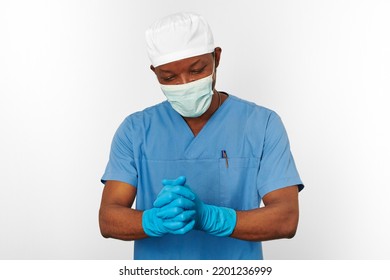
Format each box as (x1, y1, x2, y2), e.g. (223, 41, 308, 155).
(211, 52, 217, 92)
(212, 51, 216, 77)
(212, 54, 221, 114)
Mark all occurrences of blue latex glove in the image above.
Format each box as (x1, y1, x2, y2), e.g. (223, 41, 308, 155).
(142, 176, 196, 237)
(155, 176, 237, 237)
(142, 207, 195, 237)
(155, 176, 196, 217)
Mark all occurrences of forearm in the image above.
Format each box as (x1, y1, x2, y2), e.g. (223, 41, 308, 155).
(99, 205, 147, 241)
(230, 204, 299, 242)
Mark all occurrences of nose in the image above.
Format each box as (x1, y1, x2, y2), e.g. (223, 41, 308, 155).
(177, 74, 193, 85)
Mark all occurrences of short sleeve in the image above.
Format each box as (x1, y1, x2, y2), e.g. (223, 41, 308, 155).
(101, 118, 138, 187)
(257, 112, 304, 197)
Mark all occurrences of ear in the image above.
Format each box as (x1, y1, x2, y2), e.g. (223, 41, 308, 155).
(150, 65, 156, 73)
(214, 47, 222, 68)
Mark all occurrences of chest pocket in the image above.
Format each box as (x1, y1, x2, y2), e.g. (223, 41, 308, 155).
(218, 157, 260, 210)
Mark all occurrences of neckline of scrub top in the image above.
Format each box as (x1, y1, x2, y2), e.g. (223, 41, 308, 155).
(176, 92, 231, 138)
(173, 93, 233, 158)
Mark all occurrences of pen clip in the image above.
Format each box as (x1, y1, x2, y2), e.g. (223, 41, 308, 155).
(221, 150, 229, 168)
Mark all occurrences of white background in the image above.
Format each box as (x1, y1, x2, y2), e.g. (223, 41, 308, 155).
(1, 0, 389, 260)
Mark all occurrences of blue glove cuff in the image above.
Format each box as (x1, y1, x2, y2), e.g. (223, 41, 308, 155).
(142, 208, 162, 237)
(201, 205, 237, 237)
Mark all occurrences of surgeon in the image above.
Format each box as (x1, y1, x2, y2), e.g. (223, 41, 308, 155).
(99, 12, 304, 260)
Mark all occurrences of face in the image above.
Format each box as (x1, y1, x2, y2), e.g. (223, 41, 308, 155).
(151, 47, 221, 86)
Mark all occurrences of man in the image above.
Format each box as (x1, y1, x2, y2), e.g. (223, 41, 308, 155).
(99, 12, 304, 260)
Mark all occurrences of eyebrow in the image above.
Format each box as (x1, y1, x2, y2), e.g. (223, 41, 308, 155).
(158, 69, 175, 74)
(158, 59, 204, 73)
(189, 59, 201, 67)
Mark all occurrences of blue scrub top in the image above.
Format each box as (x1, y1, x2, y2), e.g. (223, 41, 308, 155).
(101, 94, 304, 260)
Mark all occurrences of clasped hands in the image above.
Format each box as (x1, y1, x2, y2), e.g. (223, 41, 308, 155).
(142, 176, 236, 237)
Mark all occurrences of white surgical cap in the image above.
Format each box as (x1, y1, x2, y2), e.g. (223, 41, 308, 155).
(145, 12, 214, 67)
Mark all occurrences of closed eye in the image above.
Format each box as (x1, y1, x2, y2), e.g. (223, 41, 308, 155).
(162, 75, 176, 81)
(190, 66, 206, 74)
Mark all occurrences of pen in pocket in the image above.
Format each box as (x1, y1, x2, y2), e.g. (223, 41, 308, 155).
(221, 150, 229, 168)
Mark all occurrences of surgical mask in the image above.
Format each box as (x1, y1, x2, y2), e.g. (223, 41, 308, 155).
(160, 73, 214, 117)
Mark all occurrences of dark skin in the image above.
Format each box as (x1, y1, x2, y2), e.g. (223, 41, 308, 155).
(99, 47, 300, 241)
